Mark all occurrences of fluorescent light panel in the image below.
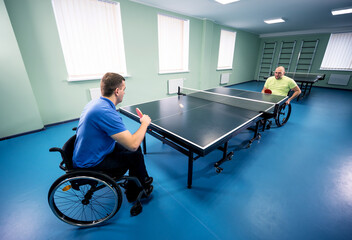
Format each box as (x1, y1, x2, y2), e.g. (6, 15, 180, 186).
(264, 18, 285, 24)
(215, 0, 240, 4)
(331, 7, 352, 15)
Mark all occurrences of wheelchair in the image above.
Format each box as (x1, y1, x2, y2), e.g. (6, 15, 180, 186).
(261, 90, 293, 131)
(48, 134, 147, 227)
(263, 102, 291, 129)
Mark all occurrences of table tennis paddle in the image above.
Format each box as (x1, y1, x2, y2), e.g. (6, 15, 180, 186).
(136, 108, 143, 118)
(264, 89, 272, 94)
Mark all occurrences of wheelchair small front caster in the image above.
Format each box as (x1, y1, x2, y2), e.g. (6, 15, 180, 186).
(130, 201, 142, 216)
(215, 167, 223, 173)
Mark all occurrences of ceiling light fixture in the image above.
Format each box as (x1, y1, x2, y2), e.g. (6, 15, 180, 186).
(215, 0, 240, 5)
(331, 7, 352, 16)
(264, 18, 285, 24)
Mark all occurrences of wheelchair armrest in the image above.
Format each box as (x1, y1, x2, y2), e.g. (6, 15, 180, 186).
(59, 160, 68, 171)
(49, 147, 62, 153)
(49, 147, 71, 171)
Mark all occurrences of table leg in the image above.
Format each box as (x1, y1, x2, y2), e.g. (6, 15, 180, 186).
(187, 151, 194, 188)
(214, 142, 234, 173)
(307, 83, 313, 95)
(248, 121, 261, 147)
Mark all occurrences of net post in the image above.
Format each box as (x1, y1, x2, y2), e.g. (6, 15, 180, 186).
(178, 86, 186, 96)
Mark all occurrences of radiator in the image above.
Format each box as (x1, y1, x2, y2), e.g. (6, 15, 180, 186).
(220, 73, 230, 84)
(168, 78, 184, 94)
(328, 74, 350, 86)
(89, 88, 101, 100)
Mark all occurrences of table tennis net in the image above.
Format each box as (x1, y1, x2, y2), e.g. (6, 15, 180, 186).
(179, 87, 275, 113)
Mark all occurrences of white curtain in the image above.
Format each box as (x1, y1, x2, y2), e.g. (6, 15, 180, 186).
(320, 32, 352, 71)
(217, 29, 236, 70)
(52, 0, 127, 81)
(158, 14, 189, 73)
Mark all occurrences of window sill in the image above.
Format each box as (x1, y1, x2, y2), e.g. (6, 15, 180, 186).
(67, 73, 131, 82)
(216, 68, 233, 71)
(158, 70, 190, 75)
(319, 68, 352, 72)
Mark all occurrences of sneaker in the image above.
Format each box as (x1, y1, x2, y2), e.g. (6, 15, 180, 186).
(143, 185, 153, 198)
(144, 176, 153, 186)
(126, 184, 153, 203)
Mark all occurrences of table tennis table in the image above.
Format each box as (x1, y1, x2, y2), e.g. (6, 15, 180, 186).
(264, 72, 325, 100)
(119, 87, 287, 188)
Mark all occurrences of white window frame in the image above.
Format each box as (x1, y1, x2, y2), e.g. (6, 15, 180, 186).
(320, 32, 352, 71)
(157, 14, 190, 74)
(217, 29, 237, 70)
(52, 0, 128, 81)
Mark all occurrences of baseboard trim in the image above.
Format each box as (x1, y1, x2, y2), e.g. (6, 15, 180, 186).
(225, 80, 261, 87)
(0, 118, 79, 141)
(226, 80, 351, 91)
(0, 127, 45, 141)
(44, 118, 79, 128)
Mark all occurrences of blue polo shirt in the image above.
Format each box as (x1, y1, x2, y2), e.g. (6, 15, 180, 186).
(73, 97, 127, 168)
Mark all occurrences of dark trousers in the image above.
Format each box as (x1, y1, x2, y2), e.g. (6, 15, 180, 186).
(90, 142, 149, 187)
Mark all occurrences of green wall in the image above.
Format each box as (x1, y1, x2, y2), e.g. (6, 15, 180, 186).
(2, 0, 350, 139)
(256, 34, 352, 89)
(0, 0, 43, 138)
(1, 0, 260, 138)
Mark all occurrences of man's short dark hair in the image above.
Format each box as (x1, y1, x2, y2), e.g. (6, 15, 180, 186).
(100, 72, 125, 97)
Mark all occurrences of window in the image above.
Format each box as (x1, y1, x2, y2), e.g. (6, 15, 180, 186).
(158, 14, 189, 74)
(217, 29, 236, 70)
(320, 32, 352, 71)
(52, 0, 127, 81)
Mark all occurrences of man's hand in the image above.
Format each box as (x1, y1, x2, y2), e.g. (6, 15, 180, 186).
(140, 114, 151, 126)
(286, 86, 301, 104)
(112, 114, 152, 152)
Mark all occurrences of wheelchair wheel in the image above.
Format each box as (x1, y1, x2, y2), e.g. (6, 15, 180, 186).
(275, 103, 292, 127)
(48, 171, 122, 227)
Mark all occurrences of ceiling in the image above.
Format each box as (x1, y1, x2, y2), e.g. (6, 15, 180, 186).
(131, 0, 352, 37)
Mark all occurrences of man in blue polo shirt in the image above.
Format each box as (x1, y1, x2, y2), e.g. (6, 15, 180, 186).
(73, 72, 153, 202)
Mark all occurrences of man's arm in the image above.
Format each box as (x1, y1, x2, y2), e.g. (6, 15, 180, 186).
(111, 115, 151, 152)
(261, 79, 270, 93)
(286, 86, 301, 105)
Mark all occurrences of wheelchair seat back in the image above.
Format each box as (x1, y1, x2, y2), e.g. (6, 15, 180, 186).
(62, 134, 76, 169)
(50, 134, 76, 171)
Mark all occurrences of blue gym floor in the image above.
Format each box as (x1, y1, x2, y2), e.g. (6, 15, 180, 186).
(1, 81, 351, 240)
